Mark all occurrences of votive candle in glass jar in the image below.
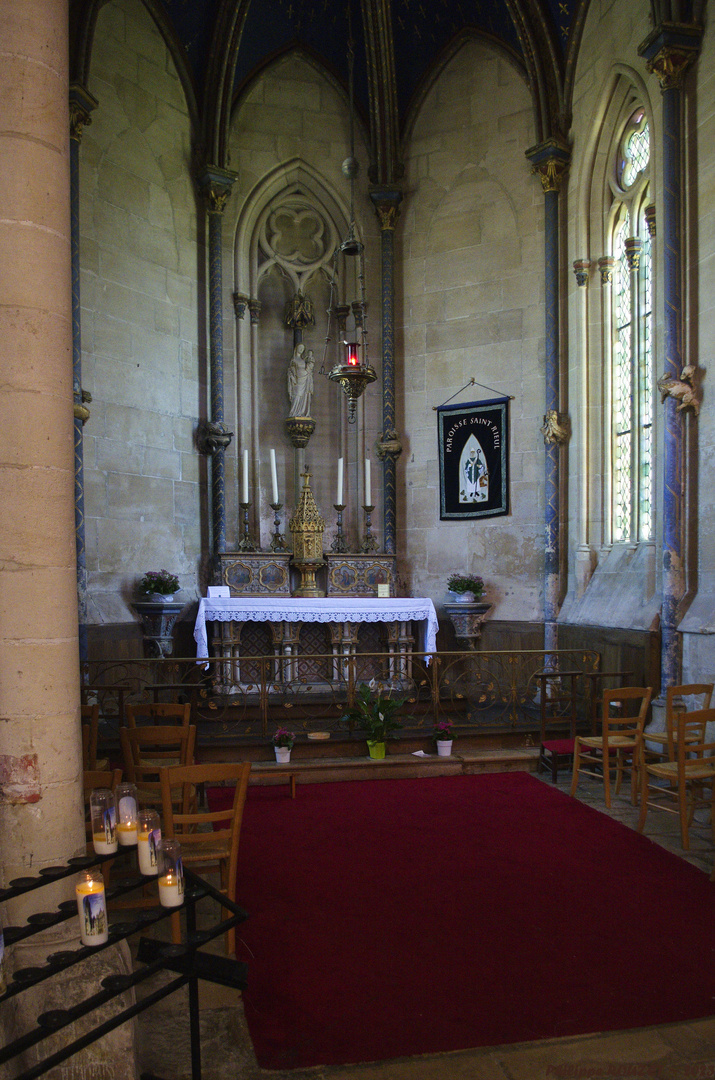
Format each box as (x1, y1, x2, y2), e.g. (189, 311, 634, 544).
(137, 809, 161, 876)
(115, 782, 138, 846)
(157, 839, 184, 907)
(90, 788, 117, 854)
(76, 869, 108, 946)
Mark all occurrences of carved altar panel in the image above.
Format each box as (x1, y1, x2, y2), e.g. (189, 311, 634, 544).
(325, 554, 397, 597)
(219, 552, 291, 596)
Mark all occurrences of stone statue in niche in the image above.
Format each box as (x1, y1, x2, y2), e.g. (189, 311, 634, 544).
(287, 342, 315, 418)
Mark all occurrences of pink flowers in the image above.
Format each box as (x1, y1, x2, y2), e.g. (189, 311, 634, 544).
(432, 719, 455, 742)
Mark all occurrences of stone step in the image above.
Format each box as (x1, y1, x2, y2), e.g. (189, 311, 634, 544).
(242, 747, 540, 789)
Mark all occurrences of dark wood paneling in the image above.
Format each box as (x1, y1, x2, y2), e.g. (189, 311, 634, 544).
(557, 624, 661, 694)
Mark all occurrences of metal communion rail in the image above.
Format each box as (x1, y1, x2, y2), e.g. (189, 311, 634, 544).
(82, 648, 601, 739)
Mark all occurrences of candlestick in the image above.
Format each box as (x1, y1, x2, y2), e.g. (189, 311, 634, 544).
(270, 448, 279, 504)
(337, 457, 344, 505)
(90, 788, 117, 855)
(361, 504, 379, 553)
(365, 458, 371, 506)
(331, 504, 348, 553)
(157, 839, 184, 907)
(237, 501, 257, 552)
(137, 809, 161, 876)
(115, 782, 138, 846)
(76, 870, 108, 946)
(270, 502, 288, 551)
(242, 449, 249, 503)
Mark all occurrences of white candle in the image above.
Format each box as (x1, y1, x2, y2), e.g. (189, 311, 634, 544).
(116, 822, 137, 846)
(270, 448, 279, 504)
(365, 458, 371, 506)
(242, 449, 249, 503)
(92, 804, 117, 855)
(158, 870, 184, 908)
(138, 825, 161, 876)
(337, 457, 344, 505)
(76, 875, 108, 946)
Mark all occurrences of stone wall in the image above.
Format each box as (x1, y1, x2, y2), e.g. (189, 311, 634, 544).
(399, 39, 544, 619)
(80, 0, 202, 627)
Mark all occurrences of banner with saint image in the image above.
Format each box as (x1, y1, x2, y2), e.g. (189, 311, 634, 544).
(437, 397, 509, 520)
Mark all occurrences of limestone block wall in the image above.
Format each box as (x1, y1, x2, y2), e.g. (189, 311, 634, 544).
(79, 0, 202, 626)
(225, 53, 383, 550)
(399, 40, 544, 619)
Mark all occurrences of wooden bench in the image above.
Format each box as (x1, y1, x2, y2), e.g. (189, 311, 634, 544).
(249, 762, 297, 798)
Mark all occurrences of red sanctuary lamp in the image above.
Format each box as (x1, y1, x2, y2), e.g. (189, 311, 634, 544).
(328, 336, 376, 424)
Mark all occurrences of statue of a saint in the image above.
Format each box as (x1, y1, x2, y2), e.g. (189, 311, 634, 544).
(287, 343, 315, 418)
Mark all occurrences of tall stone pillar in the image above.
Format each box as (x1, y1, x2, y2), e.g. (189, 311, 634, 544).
(198, 167, 237, 562)
(0, 0, 84, 890)
(639, 23, 702, 690)
(369, 188, 403, 556)
(526, 140, 571, 657)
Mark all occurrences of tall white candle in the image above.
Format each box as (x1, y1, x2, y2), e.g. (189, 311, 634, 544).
(76, 874, 108, 946)
(242, 449, 249, 503)
(365, 458, 371, 506)
(158, 870, 184, 908)
(137, 819, 161, 876)
(337, 457, 344, 505)
(270, 448, 279, 504)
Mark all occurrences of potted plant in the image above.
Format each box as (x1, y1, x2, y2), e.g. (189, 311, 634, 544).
(446, 572, 484, 603)
(432, 719, 456, 756)
(138, 569, 180, 602)
(340, 683, 411, 759)
(272, 727, 296, 763)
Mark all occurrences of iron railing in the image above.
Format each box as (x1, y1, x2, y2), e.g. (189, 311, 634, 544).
(82, 648, 601, 739)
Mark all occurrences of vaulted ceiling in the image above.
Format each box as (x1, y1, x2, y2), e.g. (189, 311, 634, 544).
(71, 0, 591, 182)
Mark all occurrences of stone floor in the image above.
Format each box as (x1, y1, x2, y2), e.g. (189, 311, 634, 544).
(134, 771, 715, 1080)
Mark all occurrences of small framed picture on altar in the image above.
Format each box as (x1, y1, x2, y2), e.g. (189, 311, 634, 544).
(377, 583, 390, 598)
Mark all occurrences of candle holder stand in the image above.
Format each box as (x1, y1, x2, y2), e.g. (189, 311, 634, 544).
(270, 503, 289, 551)
(361, 504, 379, 553)
(331, 504, 348, 553)
(237, 502, 257, 552)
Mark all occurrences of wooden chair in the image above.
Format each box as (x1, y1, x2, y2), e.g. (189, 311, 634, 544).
(638, 708, 715, 850)
(536, 669, 581, 783)
(159, 761, 252, 955)
(120, 724, 196, 812)
(570, 686, 652, 808)
(581, 670, 635, 735)
(124, 701, 191, 729)
(646, 683, 714, 762)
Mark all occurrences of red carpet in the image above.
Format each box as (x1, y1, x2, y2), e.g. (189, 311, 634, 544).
(216, 772, 715, 1070)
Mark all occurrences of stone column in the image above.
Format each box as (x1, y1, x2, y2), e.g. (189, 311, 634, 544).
(526, 140, 571, 658)
(369, 187, 403, 556)
(0, 0, 84, 891)
(198, 167, 237, 560)
(69, 83, 97, 669)
(639, 24, 702, 690)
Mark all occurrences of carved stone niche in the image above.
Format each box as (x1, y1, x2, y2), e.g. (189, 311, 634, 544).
(218, 553, 291, 596)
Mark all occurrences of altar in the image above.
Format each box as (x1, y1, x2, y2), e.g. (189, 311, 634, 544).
(194, 596, 439, 695)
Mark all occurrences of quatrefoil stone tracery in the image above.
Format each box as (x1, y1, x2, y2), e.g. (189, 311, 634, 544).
(265, 206, 327, 266)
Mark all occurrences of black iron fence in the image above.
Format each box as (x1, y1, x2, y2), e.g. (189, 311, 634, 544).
(82, 648, 602, 740)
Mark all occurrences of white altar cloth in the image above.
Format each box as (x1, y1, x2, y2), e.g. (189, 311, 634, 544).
(193, 596, 439, 661)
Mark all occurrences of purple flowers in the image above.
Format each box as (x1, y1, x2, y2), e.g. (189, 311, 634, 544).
(432, 719, 456, 742)
(272, 728, 296, 748)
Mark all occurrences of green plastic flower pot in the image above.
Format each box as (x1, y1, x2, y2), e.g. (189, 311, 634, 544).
(367, 740, 386, 759)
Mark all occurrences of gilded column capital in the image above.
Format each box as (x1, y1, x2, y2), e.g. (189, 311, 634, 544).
(598, 256, 615, 286)
(248, 299, 262, 325)
(376, 427, 403, 461)
(572, 259, 591, 287)
(197, 165, 238, 214)
(284, 291, 315, 330)
(74, 388, 92, 425)
(541, 410, 570, 445)
(69, 83, 98, 143)
(638, 23, 703, 90)
(525, 138, 571, 194)
(369, 187, 403, 231)
(645, 204, 657, 238)
(232, 292, 249, 320)
(624, 237, 642, 271)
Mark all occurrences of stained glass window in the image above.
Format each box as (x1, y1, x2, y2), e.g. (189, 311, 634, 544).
(610, 109, 653, 543)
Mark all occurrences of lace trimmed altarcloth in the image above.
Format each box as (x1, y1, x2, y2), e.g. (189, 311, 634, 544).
(193, 596, 439, 661)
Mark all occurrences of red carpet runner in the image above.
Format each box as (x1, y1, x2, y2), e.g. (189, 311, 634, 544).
(219, 772, 715, 1070)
